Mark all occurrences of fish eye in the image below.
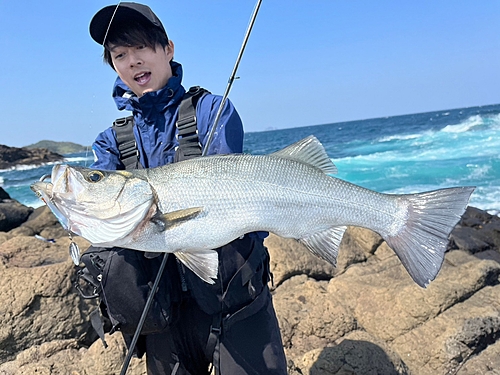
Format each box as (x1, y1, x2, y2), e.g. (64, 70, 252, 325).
(86, 171, 104, 183)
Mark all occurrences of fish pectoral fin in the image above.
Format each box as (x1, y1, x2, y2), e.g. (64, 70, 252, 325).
(270, 135, 338, 175)
(175, 250, 218, 284)
(298, 226, 347, 266)
(152, 207, 204, 231)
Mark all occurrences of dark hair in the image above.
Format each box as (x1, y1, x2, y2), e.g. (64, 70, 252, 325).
(103, 20, 169, 68)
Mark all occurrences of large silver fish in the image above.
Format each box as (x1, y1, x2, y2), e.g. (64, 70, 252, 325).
(31, 136, 474, 287)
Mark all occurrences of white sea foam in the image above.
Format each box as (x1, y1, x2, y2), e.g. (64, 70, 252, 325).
(64, 156, 93, 163)
(0, 161, 61, 173)
(467, 164, 492, 180)
(0, 176, 3, 187)
(468, 186, 500, 214)
(441, 115, 483, 133)
(379, 133, 422, 142)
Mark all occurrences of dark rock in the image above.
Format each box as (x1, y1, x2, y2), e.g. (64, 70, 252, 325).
(460, 206, 498, 227)
(0, 144, 63, 169)
(21, 206, 62, 233)
(0, 187, 10, 200)
(450, 227, 492, 253)
(453, 316, 500, 355)
(300, 332, 410, 375)
(0, 200, 33, 232)
(21, 206, 68, 239)
(450, 206, 500, 253)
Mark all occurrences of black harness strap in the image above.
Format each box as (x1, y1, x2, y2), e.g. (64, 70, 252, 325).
(113, 116, 140, 170)
(206, 312, 222, 373)
(174, 86, 209, 162)
(89, 309, 108, 349)
(112, 86, 209, 169)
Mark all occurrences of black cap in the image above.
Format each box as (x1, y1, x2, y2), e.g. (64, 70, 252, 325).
(89, 2, 167, 45)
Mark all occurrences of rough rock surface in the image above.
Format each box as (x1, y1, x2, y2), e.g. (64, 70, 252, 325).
(0, 189, 34, 233)
(0, 205, 499, 375)
(0, 144, 63, 169)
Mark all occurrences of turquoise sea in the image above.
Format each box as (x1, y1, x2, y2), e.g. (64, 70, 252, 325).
(2, 103, 499, 214)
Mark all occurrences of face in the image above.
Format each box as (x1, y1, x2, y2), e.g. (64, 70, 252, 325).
(110, 41, 175, 97)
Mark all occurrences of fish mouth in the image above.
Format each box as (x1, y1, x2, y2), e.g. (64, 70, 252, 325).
(31, 177, 70, 231)
(30, 173, 54, 201)
(32, 163, 157, 246)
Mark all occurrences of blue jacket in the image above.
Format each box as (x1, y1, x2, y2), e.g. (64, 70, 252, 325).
(91, 61, 266, 242)
(91, 61, 244, 169)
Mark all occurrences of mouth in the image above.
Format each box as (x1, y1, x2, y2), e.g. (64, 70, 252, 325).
(134, 72, 151, 85)
(31, 180, 70, 231)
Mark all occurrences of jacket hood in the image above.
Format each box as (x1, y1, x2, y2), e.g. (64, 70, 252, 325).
(112, 60, 186, 119)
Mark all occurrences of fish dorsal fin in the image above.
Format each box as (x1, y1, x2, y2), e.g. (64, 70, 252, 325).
(151, 207, 203, 231)
(298, 225, 347, 266)
(175, 250, 219, 284)
(270, 135, 337, 174)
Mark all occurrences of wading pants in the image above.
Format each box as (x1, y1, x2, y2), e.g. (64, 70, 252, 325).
(144, 287, 287, 375)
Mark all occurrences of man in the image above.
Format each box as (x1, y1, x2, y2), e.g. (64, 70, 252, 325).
(86, 3, 287, 374)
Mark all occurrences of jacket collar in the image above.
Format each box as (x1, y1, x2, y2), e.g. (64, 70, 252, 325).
(112, 61, 186, 122)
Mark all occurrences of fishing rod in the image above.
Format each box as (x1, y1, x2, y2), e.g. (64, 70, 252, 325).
(119, 1, 263, 374)
(120, 254, 169, 375)
(202, 0, 263, 156)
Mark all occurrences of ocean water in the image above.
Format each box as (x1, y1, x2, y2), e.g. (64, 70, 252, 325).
(2, 104, 499, 214)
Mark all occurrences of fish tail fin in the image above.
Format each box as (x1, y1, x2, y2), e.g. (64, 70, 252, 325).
(385, 186, 475, 288)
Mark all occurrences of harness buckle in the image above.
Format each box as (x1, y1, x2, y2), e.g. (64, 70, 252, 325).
(74, 267, 101, 299)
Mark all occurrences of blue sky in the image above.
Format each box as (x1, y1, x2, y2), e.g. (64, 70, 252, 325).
(1, 1, 499, 147)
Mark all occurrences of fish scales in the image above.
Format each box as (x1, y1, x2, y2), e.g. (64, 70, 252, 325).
(31, 135, 474, 287)
(146, 154, 401, 240)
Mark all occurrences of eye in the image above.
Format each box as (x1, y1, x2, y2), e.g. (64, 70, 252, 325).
(86, 171, 104, 183)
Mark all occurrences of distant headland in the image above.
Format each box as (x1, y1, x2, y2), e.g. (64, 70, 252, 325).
(25, 140, 89, 155)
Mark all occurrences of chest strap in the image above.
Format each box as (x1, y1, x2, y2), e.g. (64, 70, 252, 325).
(174, 86, 209, 162)
(113, 115, 139, 170)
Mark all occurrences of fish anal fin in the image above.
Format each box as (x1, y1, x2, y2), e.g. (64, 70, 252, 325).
(270, 135, 337, 175)
(298, 226, 347, 266)
(175, 250, 218, 284)
(152, 207, 203, 231)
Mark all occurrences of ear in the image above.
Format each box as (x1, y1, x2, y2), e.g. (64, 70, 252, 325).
(166, 40, 175, 61)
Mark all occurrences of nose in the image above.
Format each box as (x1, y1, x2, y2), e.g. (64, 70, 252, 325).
(128, 50, 143, 67)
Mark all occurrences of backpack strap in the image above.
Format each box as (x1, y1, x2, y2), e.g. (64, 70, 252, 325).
(112, 116, 142, 170)
(112, 86, 210, 169)
(174, 86, 210, 162)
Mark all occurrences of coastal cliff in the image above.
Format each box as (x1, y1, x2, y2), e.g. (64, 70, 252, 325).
(0, 190, 499, 375)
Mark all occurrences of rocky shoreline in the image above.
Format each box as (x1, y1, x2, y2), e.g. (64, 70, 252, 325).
(0, 190, 499, 375)
(0, 145, 63, 170)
